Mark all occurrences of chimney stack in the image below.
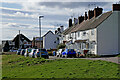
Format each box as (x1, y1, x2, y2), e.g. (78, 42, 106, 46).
(55, 30, 57, 34)
(57, 28, 60, 32)
(88, 10, 94, 19)
(94, 7, 103, 17)
(78, 16, 84, 24)
(84, 12, 88, 20)
(112, 4, 120, 11)
(60, 26, 64, 32)
(74, 18, 78, 25)
(69, 19, 72, 27)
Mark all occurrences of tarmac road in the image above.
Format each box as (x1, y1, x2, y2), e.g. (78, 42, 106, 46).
(49, 56, 120, 64)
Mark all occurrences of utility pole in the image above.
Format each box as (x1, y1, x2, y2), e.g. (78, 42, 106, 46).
(39, 16, 44, 58)
(19, 30, 20, 49)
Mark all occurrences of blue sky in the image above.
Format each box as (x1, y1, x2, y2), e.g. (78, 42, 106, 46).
(1, 0, 118, 40)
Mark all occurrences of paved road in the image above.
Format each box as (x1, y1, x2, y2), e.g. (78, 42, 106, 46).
(49, 56, 120, 64)
(82, 57, 120, 64)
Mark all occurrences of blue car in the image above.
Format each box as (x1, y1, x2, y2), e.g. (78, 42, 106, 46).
(35, 49, 49, 59)
(62, 49, 76, 58)
(20, 49, 26, 56)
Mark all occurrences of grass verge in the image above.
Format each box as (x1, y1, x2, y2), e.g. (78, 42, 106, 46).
(2, 54, 120, 79)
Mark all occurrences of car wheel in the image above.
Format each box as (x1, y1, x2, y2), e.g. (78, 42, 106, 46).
(60, 55, 62, 57)
(35, 55, 37, 58)
(67, 55, 69, 58)
(46, 55, 49, 59)
(65, 55, 68, 58)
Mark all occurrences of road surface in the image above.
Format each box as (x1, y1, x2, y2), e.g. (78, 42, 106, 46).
(49, 56, 120, 64)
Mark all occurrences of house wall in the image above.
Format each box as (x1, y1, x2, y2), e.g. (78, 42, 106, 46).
(43, 32, 58, 49)
(97, 11, 119, 55)
(74, 29, 97, 54)
(65, 28, 97, 54)
(118, 11, 120, 53)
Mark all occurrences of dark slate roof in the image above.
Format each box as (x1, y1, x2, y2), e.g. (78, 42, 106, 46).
(42, 30, 54, 37)
(12, 34, 31, 42)
(62, 11, 112, 35)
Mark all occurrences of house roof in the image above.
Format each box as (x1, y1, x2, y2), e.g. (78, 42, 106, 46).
(62, 11, 112, 35)
(33, 37, 43, 41)
(42, 30, 54, 37)
(12, 34, 31, 42)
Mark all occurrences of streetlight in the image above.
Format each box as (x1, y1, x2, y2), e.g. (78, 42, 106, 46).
(39, 16, 44, 58)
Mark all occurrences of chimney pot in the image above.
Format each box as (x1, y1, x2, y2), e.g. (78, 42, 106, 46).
(84, 12, 88, 20)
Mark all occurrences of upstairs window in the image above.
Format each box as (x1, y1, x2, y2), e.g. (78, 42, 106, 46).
(78, 32, 80, 37)
(83, 32, 86, 36)
(91, 29, 95, 35)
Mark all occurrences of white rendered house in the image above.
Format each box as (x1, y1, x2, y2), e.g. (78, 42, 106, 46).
(43, 31, 59, 49)
(61, 4, 120, 56)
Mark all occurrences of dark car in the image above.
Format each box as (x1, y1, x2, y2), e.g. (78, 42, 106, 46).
(16, 49, 22, 55)
(62, 49, 76, 58)
(20, 49, 26, 56)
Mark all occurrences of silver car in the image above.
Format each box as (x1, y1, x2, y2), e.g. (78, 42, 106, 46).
(24, 48, 32, 57)
(29, 49, 37, 58)
(56, 49, 64, 57)
(20, 49, 26, 56)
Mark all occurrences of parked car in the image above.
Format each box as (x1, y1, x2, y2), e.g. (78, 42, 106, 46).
(47, 49, 57, 56)
(20, 49, 26, 56)
(29, 49, 37, 58)
(24, 48, 32, 57)
(56, 49, 64, 57)
(16, 49, 22, 55)
(61, 49, 76, 58)
(10, 49, 18, 52)
(53, 51, 56, 56)
(35, 49, 49, 59)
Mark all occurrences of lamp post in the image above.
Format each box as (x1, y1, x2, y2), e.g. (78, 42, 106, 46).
(39, 16, 44, 58)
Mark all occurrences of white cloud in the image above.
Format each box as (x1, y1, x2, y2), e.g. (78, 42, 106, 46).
(1, 1, 118, 40)
(14, 11, 38, 18)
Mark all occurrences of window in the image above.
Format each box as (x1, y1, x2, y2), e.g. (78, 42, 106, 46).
(83, 32, 86, 36)
(91, 43, 95, 49)
(78, 32, 80, 37)
(91, 29, 94, 35)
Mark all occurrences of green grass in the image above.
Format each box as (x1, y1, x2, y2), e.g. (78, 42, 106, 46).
(2, 54, 120, 79)
(117, 54, 120, 57)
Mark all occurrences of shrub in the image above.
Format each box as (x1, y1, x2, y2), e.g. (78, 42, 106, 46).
(57, 43, 66, 49)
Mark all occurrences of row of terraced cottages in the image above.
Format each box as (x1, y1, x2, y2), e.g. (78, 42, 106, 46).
(59, 4, 120, 56)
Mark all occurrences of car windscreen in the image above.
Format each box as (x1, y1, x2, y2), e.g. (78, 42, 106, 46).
(39, 49, 46, 51)
(68, 49, 74, 51)
(28, 49, 32, 53)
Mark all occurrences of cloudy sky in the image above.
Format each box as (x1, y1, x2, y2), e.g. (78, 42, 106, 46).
(1, 0, 119, 40)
